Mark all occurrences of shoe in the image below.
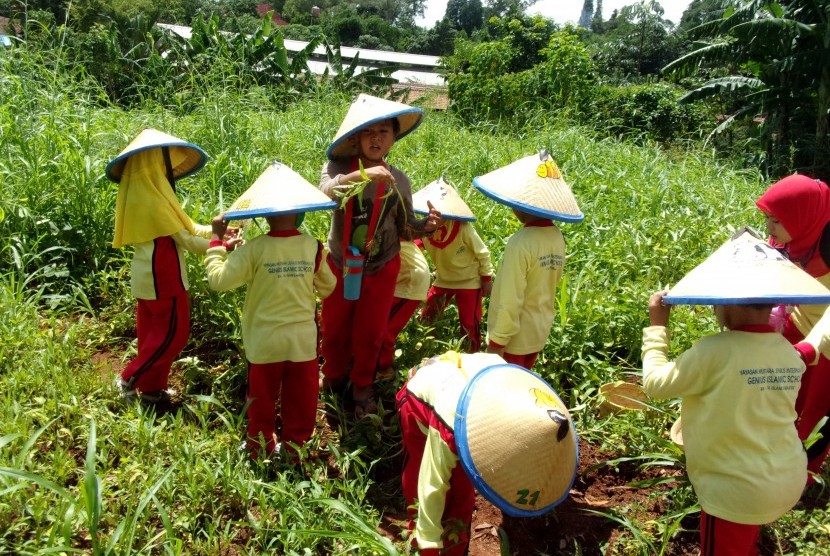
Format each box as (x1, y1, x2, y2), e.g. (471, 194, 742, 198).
(375, 368, 396, 382)
(353, 386, 378, 419)
(138, 388, 175, 405)
(116, 376, 137, 400)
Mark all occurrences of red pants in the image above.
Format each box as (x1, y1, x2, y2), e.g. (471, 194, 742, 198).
(700, 510, 760, 556)
(246, 359, 319, 457)
(503, 351, 539, 370)
(397, 387, 475, 556)
(320, 253, 400, 389)
(377, 297, 422, 372)
(421, 286, 483, 352)
(122, 295, 190, 392)
(783, 317, 830, 475)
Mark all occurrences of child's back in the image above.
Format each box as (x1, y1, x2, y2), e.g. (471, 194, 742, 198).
(206, 230, 333, 364)
(643, 325, 806, 523)
(487, 220, 565, 357)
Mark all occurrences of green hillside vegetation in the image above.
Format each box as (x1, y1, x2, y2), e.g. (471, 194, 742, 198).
(2, 6, 830, 555)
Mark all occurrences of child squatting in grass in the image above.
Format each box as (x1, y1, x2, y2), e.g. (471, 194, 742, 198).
(397, 350, 577, 555)
(204, 162, 337, 460)
(642, 230, 830, 555)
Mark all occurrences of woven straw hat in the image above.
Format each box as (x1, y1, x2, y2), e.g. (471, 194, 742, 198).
(455, 364, 578, 518)
(412, 176, 476, 222)
(473, 150, 583, 223)
(224, 161, 337, 220)
(106, 128, 207, 183)
(326, 94, 423, 160)
(664, 228, 830, 305)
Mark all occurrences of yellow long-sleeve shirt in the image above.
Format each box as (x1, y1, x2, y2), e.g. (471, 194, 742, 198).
(130, 223, 212, 300)
(642, 325, 806, 524)
(204, 230, 336, 364)
(487, 222, 565, 354)
(395, 240, 430, 301)
(404, 352, 506, 550)
(423, 221, 493, 290)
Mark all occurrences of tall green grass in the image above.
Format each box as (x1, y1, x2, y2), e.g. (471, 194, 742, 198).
(2, 39, 827, 555)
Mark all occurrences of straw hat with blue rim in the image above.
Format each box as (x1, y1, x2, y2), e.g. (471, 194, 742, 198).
(106, 128, 208, 183)
(473, 150, 584, 223)
(664, 228, 830, 305)
(412, 176, 476, 222)
(454, 363, 578, 517)
(223, 161, 337, 221)
(326, 94, 423, 160)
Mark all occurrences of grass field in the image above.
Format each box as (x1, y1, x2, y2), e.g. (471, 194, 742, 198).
(2, 43, 829, 555)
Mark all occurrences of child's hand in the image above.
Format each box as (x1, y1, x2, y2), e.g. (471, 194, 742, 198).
(481, 279, 493, 297)
(225, 237, 244, 252)
(486, 343, 504, 357)
(363, 165, 397, 186)
(211, 213, 229, 240)
(424, 200, 442, 233)
(648, 290, 671, 327)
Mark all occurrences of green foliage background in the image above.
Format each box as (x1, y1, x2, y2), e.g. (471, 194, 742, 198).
(2, 4, 830, 554)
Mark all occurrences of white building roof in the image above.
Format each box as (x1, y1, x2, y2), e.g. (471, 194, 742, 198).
(157, 23, 445, 86)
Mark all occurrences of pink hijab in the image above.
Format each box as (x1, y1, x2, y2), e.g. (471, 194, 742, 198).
(755, 174, 830, 276)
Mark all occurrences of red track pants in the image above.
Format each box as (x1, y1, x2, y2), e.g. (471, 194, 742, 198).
(503, 351, 539, 370)
(783, 317, 830, 476)
(421, 286, 483, 353)
(377, 297, 422, 372)
(122, 295, 190, 393)
(397, 387, 475, 556)
(700, 510, 760, 556)
(320, 253, 400, 389)
(246, 359, 319, 457)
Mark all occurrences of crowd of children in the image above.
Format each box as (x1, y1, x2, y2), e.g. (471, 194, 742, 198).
(107, 92, 830, 555)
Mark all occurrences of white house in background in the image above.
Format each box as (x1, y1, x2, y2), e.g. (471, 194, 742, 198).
(156, 23, 445, 87)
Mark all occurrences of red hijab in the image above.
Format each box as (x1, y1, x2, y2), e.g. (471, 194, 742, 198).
(755, 174, 830, 276)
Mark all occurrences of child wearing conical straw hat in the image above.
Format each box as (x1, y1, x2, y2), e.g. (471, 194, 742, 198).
(318, 93, 441, 418)
(397, 350, 577, 555)
(473, 150, 583, 369)
(644, 229, 830, 554)
(414, 177, 493, 353)
(108, 128, 235, 404)
(205, 161, 337, 460)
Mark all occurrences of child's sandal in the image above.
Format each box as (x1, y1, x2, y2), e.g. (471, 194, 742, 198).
(353, 389, 378, 419)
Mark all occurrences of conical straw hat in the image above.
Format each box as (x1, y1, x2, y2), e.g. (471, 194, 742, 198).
(327, 94, 423, 160)
(224, 161, 337, 220)
(473, 150, 583, 223)
(106, 128, 208, 183)
(455, 364, 578, 518)
(664, 228, 830, 305)
(412, 176, 476, 222)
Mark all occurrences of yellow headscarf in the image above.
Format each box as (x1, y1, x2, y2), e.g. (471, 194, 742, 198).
(112, 148, 196, 248)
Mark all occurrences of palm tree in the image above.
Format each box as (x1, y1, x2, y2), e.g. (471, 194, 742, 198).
(664, 0, 830, 179)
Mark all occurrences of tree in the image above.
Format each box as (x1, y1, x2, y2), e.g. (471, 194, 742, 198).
(446, 0, 483, 34)
(590, 0, 678, 79)
(664, 0, 830, 178)
(578, 0, 593, 28)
